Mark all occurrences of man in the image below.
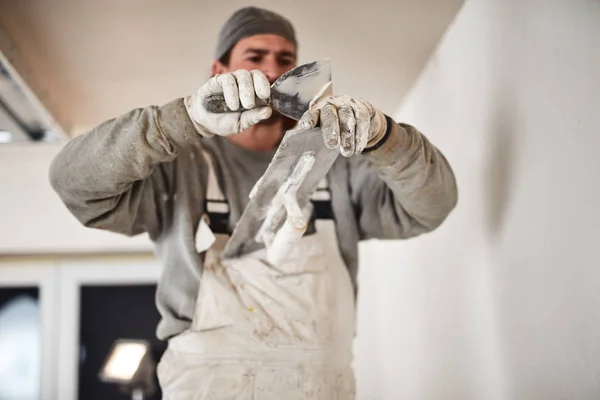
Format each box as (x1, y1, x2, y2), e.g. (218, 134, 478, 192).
(50, 6, 458, 399)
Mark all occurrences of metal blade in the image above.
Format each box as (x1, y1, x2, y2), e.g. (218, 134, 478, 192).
(221, 127, 339, 260)
(270, 58, 332, 120)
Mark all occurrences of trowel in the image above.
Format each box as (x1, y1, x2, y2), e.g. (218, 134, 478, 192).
(203, 59, 332, 121)
(222, 126, 339, 262)
(217, 59, 339, 263)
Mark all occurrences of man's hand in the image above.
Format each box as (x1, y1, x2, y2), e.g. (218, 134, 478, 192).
(185, 70, 273, 136)
(299, 95, 388, 157)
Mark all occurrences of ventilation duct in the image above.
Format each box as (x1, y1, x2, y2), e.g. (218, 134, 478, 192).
(0, 60, 54, 143)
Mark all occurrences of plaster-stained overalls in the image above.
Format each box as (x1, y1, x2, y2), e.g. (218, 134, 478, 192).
(157, 148, 357, 399)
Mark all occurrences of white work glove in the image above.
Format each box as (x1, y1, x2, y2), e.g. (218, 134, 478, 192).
(299, 95, 388, 157)
(185, 70, 273, 136)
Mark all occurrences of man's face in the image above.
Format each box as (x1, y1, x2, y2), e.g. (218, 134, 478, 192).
(212, 34, 298, 127)
(213, 34, 297, 83)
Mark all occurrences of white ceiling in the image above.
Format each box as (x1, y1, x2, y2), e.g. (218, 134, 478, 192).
(0, 0, 463, 137)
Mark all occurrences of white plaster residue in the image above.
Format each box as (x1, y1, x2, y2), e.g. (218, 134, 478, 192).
(308, 81, 334, 110)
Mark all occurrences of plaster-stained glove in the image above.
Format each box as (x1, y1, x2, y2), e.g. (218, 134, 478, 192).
(299, 95, 388, 157)
(185, 70, 273, 136)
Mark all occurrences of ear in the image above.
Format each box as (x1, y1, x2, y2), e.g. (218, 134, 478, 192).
(211, 60, 227, 76)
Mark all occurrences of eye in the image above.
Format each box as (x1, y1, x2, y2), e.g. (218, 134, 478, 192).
(248, 56, 262, 63)
(279, 58, 294, 67)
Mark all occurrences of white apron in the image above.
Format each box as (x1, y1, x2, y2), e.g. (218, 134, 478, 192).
(157, 150, 357, 399)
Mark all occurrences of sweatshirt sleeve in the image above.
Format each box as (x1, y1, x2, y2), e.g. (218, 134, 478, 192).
(49, 98, 202, 240)
(349, 115, 458, 240)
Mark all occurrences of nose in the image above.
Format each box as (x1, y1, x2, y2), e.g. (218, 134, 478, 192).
(262, 68, 280, 85)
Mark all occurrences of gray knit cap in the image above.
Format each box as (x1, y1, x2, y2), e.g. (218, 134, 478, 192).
(215, 7, 297, 60)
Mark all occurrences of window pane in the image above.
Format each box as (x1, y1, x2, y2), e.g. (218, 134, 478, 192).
(0, 287, 40, 400)
(78, 284, 165, 400)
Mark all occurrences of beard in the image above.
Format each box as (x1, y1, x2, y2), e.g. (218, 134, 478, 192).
(257, 110, 298, 132)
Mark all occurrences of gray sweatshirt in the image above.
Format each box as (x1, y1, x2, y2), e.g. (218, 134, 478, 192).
(49, 98, 458, 340)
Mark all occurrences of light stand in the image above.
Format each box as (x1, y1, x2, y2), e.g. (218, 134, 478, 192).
(98, 339, 157, 400)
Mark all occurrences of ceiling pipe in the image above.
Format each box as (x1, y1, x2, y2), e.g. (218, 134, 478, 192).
(0, 94, 46, 141)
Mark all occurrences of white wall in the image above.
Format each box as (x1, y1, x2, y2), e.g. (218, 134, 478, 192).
(0, 143, 153, 253)
(368, 0, 600, 399)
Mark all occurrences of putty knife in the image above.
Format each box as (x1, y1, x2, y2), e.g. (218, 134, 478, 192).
(202, 59, 331, 121)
